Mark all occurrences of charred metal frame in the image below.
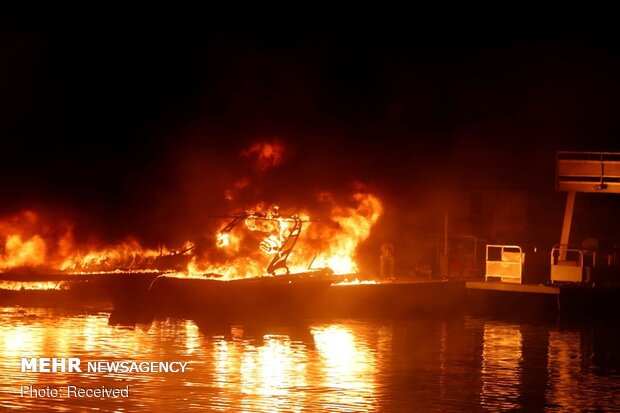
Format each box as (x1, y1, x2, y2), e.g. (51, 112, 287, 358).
(217, 211, 310, 276)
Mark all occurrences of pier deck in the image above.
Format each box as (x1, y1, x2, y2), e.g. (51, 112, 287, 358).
(466, 281, 559, 295)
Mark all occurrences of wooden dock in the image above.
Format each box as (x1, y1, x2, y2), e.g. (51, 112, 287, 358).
(466, 280, 620, 319)
(2, 270, 618, 321)
(466, 281, 559, 295)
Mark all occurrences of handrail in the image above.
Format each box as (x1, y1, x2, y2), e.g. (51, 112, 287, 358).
(558, 151, 620, 159)
(486, 244, 523, 255)
(550, 244, 583, 267)
(485, 245, 523, 284)
(550, 244, 588, 283)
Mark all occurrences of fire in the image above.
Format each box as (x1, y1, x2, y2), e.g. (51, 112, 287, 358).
(59, 239, 163, 272)
(0, 211, 193, 274)
(0, 211, 52, 271)
(2, 234, 47, 269)
(187, 256, 267, 280)
(0, 191, 382, 279)
(295, 192, 383, 275)
(0, 280, 69, 290)
(189, 192, 383, 279)
(333, 279, 380, 286)
(0, 141, 383, 280)
(216, 232, 231, 248)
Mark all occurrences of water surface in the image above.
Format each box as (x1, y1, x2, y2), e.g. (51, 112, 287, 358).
(1, 306, 619, 412)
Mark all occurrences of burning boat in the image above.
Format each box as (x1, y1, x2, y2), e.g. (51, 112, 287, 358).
(0, 189, 383, 320)
(146, 207, 344, 320)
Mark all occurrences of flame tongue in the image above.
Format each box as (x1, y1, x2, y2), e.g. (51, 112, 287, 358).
(304, 193, 383, 275)
(2, 234, 47, 269)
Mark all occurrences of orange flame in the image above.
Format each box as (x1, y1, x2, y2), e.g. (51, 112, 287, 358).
(0, 211, 50, 271)
(58, 238, 165, 272)
(191, 192, 383, 279)
(300, 192, 383, 274)
(2, 234, 47, 269)
(0, 191, 383, 280)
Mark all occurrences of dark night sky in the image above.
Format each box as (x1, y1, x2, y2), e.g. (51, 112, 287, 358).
(2, 15, 620, 247)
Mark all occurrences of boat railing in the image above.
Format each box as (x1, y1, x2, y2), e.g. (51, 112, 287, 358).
(550, 244, 589, 283)
(485, 245, 523, 284)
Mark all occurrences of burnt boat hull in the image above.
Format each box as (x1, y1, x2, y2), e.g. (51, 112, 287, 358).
(0, 272, 163, 309)
(148, 272, 336, 320)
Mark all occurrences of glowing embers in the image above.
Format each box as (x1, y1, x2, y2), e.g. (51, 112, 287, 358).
(332, 279, 380, 286)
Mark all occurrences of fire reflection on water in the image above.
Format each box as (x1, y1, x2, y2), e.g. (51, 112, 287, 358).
(204, 324, 378, 412)
(2, 324, 43, 358)
(312, 326, 376, 405)
(1, 307, 619, 412)
(547, 330, 583, 410)
(480, 322, 523, 411)
(546, 329, 620, 410)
